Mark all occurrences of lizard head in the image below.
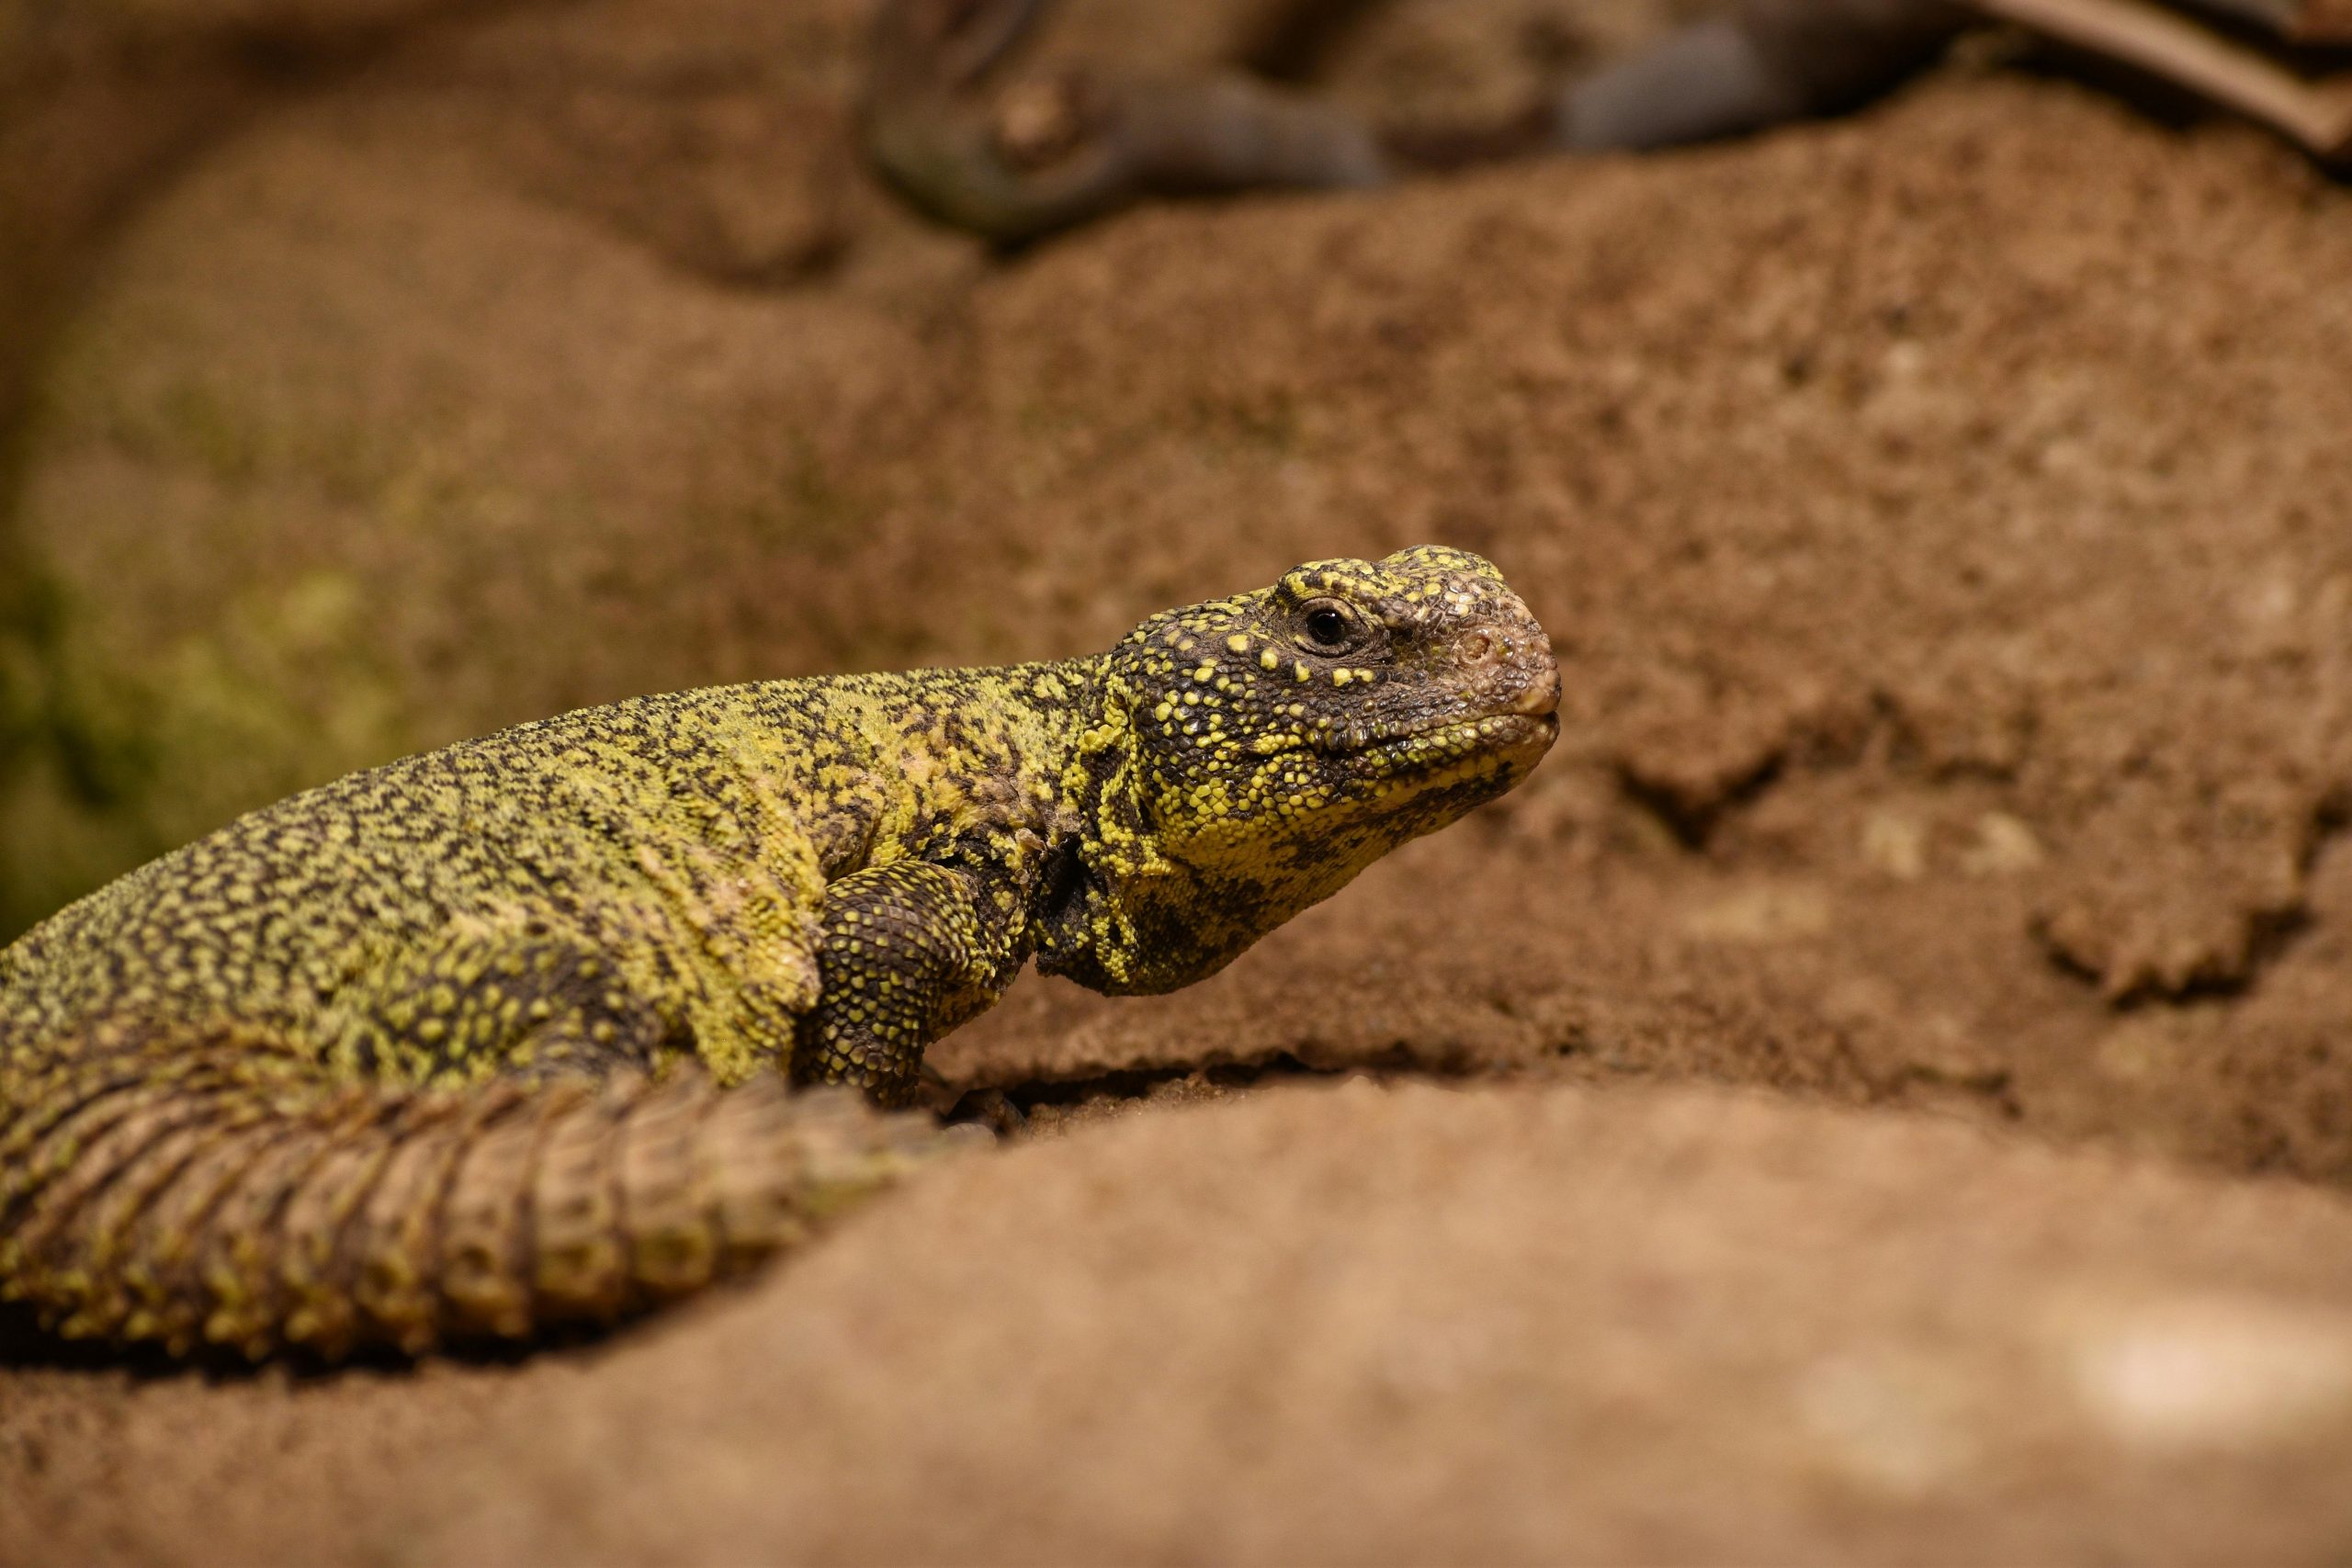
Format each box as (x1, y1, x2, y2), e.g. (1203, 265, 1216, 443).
(1041, 545, 1558, 994)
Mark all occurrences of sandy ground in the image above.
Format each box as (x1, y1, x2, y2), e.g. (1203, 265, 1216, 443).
(12, 1082, 2352, 1565)
(6, 1, 2352, 1562)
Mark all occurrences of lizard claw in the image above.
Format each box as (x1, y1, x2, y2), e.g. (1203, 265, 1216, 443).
(915, 1060, 1028, 1138)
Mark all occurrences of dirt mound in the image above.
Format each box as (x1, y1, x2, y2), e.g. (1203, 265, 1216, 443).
(6, 0, 2352, 1558)
(9, 1082, 2352, 1565)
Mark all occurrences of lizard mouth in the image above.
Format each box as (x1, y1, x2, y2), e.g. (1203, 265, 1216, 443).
(1302, 662, 1561, 762)
(1306, 709, 1558, 765)
(1377, 712, 1556, 768)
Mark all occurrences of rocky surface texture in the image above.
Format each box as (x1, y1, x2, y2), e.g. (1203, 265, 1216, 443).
(5, 1, 2352, 1562)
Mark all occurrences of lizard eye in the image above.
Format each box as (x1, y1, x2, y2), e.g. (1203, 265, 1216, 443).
(1298, 600, 1360, 653)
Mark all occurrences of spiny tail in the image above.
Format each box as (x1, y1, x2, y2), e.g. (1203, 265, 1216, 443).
(0, 1026, 944, 1359)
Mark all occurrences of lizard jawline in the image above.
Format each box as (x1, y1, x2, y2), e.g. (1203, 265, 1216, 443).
(1301, 711, 1557, 766)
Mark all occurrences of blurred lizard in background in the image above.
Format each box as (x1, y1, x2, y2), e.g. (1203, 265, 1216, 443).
(863, 0, 2351, 243)
(0, 546, 1558, 1360)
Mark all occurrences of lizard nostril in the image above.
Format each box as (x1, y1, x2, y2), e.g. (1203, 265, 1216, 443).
(1461, 633, 1496, 664)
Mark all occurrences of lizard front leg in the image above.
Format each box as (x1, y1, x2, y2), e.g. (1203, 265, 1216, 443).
(792, 861, 1004, 1108)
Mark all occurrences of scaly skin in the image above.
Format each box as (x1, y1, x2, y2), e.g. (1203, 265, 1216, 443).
(0, 546, 1556, 1359)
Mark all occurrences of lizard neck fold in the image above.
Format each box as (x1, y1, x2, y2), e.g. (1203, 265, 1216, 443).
(1028, 660, 1154, 993)
(1028, 663, 1280, 998)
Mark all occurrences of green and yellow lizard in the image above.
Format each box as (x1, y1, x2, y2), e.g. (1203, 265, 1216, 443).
(0, 546, 1556, 1359)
